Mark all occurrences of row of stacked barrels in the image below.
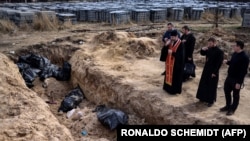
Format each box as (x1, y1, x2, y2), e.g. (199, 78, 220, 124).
(0, 1, 249, 26)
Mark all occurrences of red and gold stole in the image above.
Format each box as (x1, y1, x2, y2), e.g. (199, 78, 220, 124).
(165, 39, 181, 86)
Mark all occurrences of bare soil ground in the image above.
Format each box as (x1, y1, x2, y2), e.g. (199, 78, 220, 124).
(0, 17, 250, 141)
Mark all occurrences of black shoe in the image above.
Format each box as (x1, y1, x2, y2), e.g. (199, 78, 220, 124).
(191, 73, 196, 77)
(220, 106, 229, 112)
(182, 77, 189, 82)
(161, 71, 166, 75)
(199, 100, 204, 103)
(226, 110, 235, 116)
(207, 103, 213, 107)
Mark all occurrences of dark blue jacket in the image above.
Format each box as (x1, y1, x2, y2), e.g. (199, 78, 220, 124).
(162, 30, 181, 43)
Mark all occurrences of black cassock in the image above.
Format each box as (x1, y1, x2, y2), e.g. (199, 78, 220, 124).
(163, 41, 184, 95)
(196, 46, 224, 103)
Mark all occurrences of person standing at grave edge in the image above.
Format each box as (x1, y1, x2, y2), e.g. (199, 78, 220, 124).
(163, 30, 184, 95)
(196, 37, 224, 107)
(220, 40, 249, 116)
(180, 25, 196, 82)
(160, 22, 181, 75)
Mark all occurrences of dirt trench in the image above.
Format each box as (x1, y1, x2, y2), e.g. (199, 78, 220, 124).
(2, 26, 250, 140)
(4, 40, 147, 141)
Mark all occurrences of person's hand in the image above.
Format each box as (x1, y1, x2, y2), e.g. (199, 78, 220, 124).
(168, 49, 172, 54)
(182, 39, 186, 43)
(211, 73, 216, 78)
(165, 40, 170, 46)
(202, 47, 208, 50)
(223, 59, 228, 64)
(235, 83, 241, 89)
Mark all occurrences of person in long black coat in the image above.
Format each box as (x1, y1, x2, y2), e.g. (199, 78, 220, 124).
(180, 25, 196, 81)
(163, 30, 184, 95)
(196, 37, 224, 107)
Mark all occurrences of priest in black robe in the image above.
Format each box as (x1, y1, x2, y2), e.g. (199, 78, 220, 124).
(196, 37, 224, 107)
(163, 30, 184, 95)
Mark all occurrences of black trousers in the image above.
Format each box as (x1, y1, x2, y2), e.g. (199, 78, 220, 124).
(223, 77, 241, 111)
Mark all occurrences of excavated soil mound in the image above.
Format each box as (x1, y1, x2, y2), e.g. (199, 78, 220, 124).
(92, 31, 159, 60)
(0, 54, 74, 141)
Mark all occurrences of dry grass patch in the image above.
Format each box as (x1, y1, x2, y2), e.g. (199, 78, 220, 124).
(33, 13, 59, 31)
(0, 19, 16, 33)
